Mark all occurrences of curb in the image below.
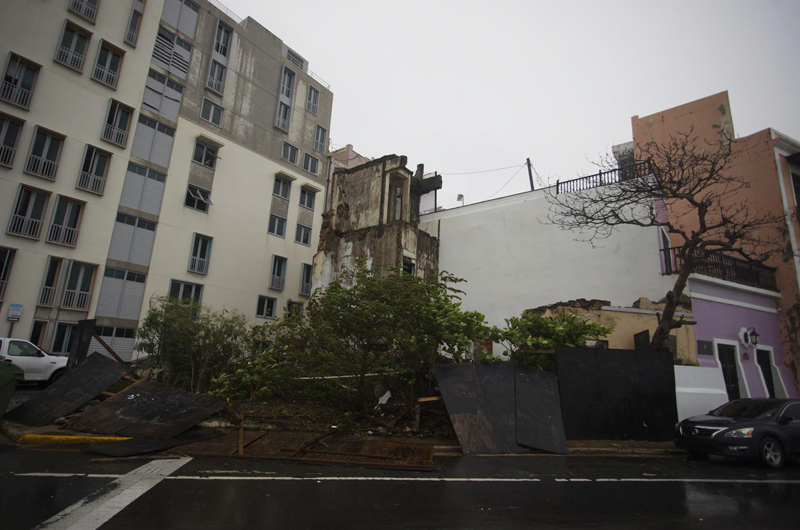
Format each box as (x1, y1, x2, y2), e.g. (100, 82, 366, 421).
(17, 434, 131, 445)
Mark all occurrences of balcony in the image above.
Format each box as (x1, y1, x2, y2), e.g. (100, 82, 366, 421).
(189, 256, 209, 274)
(0, 145, 16, 167)
(25, 154, 58, 179)
(102, 123, 128, 146)
(125, 28, 139, 47)
(662, 246, 778, 292)
(270, 275, 285, 290)
(556, 160, 653, 195)
(78, 171, 105, 194)
(92, 64, 118, 88)
(69, 0, 97, 23)
(47, 224, 79, 247)
(206, 76, 225, 95)
(0, 279, 7, 301)
(39, 285, 56, 306)
(8, 214, 43, 239)
(62, 289, 91, 310)
(55, 46, 85, 71)
(0, 81, 33, 109)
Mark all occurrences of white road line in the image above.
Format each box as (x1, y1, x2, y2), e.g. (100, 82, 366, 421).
(168, 476, 543, 482)
(32, 457, 192, 530)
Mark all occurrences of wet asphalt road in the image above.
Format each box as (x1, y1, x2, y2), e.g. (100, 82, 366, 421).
(1, 447, 799, 530)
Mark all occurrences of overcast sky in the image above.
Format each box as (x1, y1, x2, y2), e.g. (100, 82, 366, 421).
(222, 0, 800, 208)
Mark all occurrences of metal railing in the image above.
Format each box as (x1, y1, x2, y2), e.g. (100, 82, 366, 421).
(69, 0, 97, 22)
(0, 145, 16, 167)
(206, 75, 225, 94)
(102, 123, 128, 146)
(0, 280, 7, 301)
(93, 64, 118, 88)
(189, 257, 209, 274)
(39, 285, 56, 306)
(270, 275, 285, 290)
(208, 0, 243, 23)
(8, 214, 42, 238)
(662, 246, 778, 291)
(55, 46, 85, 71)
(276, 117, 290, 131)
(125, 28, 139, 46)
(556, 160, 653, 195)
(62, 289, 91, 310)
(26, 154, 58, 179)
(0, 80, 33, 108)
(300, 281, 311, 297)
(78, 171, 105, 193)
(307, 69, 331, 90)
(47, 224, 79, 246)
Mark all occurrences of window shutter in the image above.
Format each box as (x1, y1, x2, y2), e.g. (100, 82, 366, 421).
(161, 0, 181, 28)
(177, 5, 199, 38)
(152, 31, 174, 70)
(88, 337, 104, 356)
(95, 276, 124, 317)
(108, 222, 135, 262)
(131, 120, 155, 161)
(141, 177, 165, 216)
(169, 43, 191, 79)
(150, 127, 174, 167)
(112, 336, 135, 362)
(120, 168, 146, 211)
(162, 83, 183, 121)
(130, 225, 156, 265)
(119, 281, 145, 320)
(143, 76, 164, 112)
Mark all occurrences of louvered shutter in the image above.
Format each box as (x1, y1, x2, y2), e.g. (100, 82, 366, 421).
(143, 76, 164, 113)
(95, 276, 124, 317)
(88, 338, 104, 356)
(152, 30, 174, 70)
(141, 177, 165, 215)
(108, 222, 135, 262)
(161, 0, 181, 27)
(112, 337, 135, 362)
(120, 168, 146, 210)
(177, 3, 199, 38)
(131, 119, 155, 161)
(130, 226, 156, 265)
(161, 83, 182, 121)
(169, 43, 191, 79)
(150, 126, 174, 167)
(119, 281, 145, 320)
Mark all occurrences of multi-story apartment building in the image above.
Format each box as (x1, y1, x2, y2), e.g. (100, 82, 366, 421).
(0, 0, 333, 361)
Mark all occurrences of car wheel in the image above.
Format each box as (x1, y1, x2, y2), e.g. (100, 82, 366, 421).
(760, 437, 785, 470)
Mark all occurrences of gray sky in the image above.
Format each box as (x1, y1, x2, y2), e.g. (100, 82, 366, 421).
(222, 0, 800, 209)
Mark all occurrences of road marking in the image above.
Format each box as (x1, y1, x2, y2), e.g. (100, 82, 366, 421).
(32, 457, 192, 530)
(169, 476, 543, 482)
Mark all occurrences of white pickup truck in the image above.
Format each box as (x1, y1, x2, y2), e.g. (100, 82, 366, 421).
(0, 337, 68, 384)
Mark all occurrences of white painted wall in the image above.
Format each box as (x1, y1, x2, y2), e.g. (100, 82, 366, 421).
(419, 190, 676, 329)
(674, 365, 729, 421)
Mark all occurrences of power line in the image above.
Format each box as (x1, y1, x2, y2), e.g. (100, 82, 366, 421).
(440, 164, 523, 176)
(485, 165, 526, 201)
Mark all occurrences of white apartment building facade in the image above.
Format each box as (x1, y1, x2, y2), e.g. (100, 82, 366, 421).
(0, 0, 333, 361)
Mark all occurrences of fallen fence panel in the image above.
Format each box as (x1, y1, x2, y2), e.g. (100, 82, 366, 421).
(515, 365, 568, 454)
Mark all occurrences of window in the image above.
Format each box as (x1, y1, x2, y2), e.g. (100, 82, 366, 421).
(103, 100, 133, 146)
(185, 185, 212, 212)
(402, 257, 416, 276)
(200, 99, 224, 127)
(47, 196, 84, 247)
(0, 247, 15, 301)
(55, 21, 91, 72)
(273, 177, 291, 199)
(77, 145, 111, 194)
(281, 141, 298, 165)
(306, 86, 319, 115)
(125, 2, 143, 46)
(161, 0, 200, 38)
(295, 224, 311, 246)
(303, 153, 319, 176)
(280, 67, 295, 99)
(8, 185, 49, 239)
(7, 340, 41, 358)
(69, 0, 99, 23)
(0, 113, 23, 167)
(143, 70, 183, 122)
(792, 173, 800, 207)
(189, 234, 212, 274)
(62, 261, 97, 310)
(270, 256, 287, 290)
(92, 41, 124, 88)
(169, 279, 202, 303)
(215, 22, 232, 57)
(314, 125, 327, 154)
(287, 301, 303, 315)
(39, 257, 63, 306)
(256, 295, 276, 319)
(275, 103, 291, 132)
(152, 26, 191, 79)
(131, 115, 175, 167)
(192, 141, 217, 169)
(206, 61, 226, 94)
(268, 214, 286, 238)
(51, 322, 78, 356)
(300, 263, 312, 297)
(29, 321, 48, 348)
(1, 53, 40, 109)
(299, 188, 316, 210)
(25, 126, 64, 180)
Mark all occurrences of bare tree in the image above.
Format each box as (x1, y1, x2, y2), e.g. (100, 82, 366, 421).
(547, 129, 784, 351)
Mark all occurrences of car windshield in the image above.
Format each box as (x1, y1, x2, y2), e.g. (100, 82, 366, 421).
(712, 401, 784, 419)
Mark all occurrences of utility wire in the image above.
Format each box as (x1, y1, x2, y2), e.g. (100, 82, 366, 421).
(440, 164, 523, 176)
(485, 165, 526, 201)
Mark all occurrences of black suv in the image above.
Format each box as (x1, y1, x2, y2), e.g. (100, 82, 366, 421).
(675, 399, 800, 469)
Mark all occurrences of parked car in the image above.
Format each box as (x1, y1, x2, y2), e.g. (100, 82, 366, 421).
(675, 398, 800, 469)
(0, 338, 68, 385)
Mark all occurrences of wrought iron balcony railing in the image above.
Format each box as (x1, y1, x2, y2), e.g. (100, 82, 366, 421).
(662, 246, 778, 291)
(556, 160, 653, 195)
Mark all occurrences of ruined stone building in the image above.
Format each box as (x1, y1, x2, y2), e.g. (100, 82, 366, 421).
(313, 155, 442, 287)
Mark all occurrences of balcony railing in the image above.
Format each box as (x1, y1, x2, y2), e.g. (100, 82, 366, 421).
(47, 224, 79, 246)
(39, 285, 56, 306)
(69, 0, 97, 22)
(0, 81, 33, 108)
(78, 171, 105, 194)
(300, 281, 311, 297)
(556, 160, 653, 195)
(125, 28, 139, 46)
(189, 256, 209, 274)
(93, 64, 119, 88)
(206, 76, 225, 94)
(0, 145, 16, 167)
(62, 289, 91, 310)
(102, 123, 128, 146)
(0, 280, 7, 301)
(276, 117, 290, 131)
(8, 214, 42, 239)
(26, 154, 58, 179)
(55, 46, 85, 71)
(662, 246, 778, 292)
(270, 275, 285, 290)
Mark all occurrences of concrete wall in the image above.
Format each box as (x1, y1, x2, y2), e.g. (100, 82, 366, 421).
(674, 366, 729, 422)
